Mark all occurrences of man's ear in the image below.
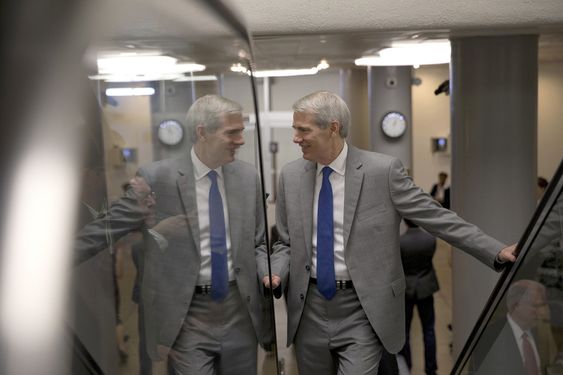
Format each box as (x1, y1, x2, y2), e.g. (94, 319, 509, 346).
(195, 125, 206, 140)
(330, 121, 340, 136)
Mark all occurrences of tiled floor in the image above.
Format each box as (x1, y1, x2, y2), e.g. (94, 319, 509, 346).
(116, 239, 455, 375)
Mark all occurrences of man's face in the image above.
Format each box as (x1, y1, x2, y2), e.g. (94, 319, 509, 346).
(292, 112, 334, 164)
(201, 113, 245, 168)
(511, 288, 548, 330)
(439, 174, 447, 185)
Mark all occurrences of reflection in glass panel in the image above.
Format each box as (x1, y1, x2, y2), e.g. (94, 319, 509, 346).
(457, 161, 563, 375)
(0, 0, 277, 374)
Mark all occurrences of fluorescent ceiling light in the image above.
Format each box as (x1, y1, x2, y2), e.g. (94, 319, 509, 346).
(93, 54, 205, 82)
(355, 40, 451, 67)
(253, 68, 319, 78)
(317, 59, 330, 70)
(174, 75, 218, 82)
(105, 87, 155, 96)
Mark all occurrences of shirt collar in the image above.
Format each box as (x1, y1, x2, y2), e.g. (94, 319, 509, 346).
(507, 313, 527, 339)
(317, 142, 347, 177)
(191, 147, 223, 181)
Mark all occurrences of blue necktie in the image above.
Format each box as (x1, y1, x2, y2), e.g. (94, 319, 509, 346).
(208, 171, 228, 301)
(317, 167, 336, 300)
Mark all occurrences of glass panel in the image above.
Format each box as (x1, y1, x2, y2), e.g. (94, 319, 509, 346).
(0, 0, 277, 374)
(454, 159, 563, 375)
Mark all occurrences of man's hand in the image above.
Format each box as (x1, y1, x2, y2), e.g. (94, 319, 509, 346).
(262, 275, 281, 289)
(497, 243, 518, 263)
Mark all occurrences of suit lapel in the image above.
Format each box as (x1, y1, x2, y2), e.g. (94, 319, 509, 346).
(301, 161, 316, 261)
(177, 156, 201, 255)
(344, 146, 364, 249)
(223, 163, 242, 260)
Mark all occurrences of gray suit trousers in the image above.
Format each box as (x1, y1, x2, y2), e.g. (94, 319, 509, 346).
(168, 284, 257, 375)
(294, 281, 383, 375)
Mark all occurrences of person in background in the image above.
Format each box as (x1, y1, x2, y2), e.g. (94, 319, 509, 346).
(430, 172, 450, 209)
(537, 177, 549, 201)
(399, 218, 439, 375)
(474, 279, 560, 374)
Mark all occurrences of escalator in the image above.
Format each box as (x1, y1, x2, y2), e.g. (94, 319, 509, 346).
(452, 159, 563, 374)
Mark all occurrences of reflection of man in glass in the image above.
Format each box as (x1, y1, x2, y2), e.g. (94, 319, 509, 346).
(475, 279, 557, 375)
(76, 95, 268, 375)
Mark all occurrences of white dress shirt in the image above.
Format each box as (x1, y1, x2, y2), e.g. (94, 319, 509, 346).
(507, 313, 541, 371)
(191, 148, 234, 284)
(311, 142, 350, 280)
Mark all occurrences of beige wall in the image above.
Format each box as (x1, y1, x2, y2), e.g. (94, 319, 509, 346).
(411, 64, 452, 192)
(102, 95, 153, 201)
(410, 61, 562, 193)
(538, 62, 563, 180)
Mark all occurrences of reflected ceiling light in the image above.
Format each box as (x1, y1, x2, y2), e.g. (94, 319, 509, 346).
(90, 73, 184, 82)
(230, 59, 330, 78)
(355, 40, 450, 67)
(94, 54, 205, 82)
(174, 75, 218, 82)
(105, 87, 155, 96)
(230, 63, 248, 73)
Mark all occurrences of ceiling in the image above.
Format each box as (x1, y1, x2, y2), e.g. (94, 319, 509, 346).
(89, 0, 563, 74)
(230, 0, 563, 69)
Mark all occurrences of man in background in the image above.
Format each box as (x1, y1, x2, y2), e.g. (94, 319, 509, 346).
(399, 219, 439, 375)
(430, 172, 450, 209)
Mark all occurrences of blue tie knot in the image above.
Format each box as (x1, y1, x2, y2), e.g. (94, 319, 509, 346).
(208, 170, 218, 183)
(322, 166, 333, 180)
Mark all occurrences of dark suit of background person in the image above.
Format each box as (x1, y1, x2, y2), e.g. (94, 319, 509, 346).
(473, 280, 557, 375)
(430, 172, 450, 209)
(398, 219, 439, 375)
(265, 91, 518, 375)
(74, 95, 269, 375)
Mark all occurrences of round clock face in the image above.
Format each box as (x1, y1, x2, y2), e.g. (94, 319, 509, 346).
(381, 111, 407, 138)
(157, 120, 184, 146)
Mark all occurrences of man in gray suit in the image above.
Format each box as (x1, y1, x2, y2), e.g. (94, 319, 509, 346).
(76, 95, 268, 375)
(263, 91, 517, 374)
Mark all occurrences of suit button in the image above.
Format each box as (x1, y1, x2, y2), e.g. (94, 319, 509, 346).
(305, 265, 310, 271)
(299, 293, 304, 300)
(247, 296, 251, 302)
(234, 267, 241, 273)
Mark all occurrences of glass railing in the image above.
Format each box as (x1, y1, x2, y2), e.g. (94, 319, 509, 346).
(452, 158, 563, 375)
(0, 1, 279, 374)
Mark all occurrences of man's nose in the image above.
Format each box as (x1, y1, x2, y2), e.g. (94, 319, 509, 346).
(293, 134, 302, 144)
(235, 136, 245, 146)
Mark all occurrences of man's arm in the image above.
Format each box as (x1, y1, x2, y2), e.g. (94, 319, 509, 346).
(74, 172, 153, 265)
(261, 170, 290, 291)
(388, 158, 516, 269)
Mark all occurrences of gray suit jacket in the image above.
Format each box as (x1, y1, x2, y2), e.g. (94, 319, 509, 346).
(76, 154, 267, 360)
(272, 145, 506, 353)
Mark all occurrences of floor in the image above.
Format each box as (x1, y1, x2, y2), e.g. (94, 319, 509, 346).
(115, 239, 455, 375)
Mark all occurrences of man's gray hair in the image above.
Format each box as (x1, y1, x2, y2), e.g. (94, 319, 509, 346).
(506, 279, 545, 312)
(292, 91, 350, 138)
(186, 95, 243, 142)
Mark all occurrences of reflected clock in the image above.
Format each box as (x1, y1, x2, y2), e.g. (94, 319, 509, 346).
(157, 119, 184, 146)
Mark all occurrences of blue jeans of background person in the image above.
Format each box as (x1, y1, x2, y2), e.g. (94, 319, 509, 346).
(399, 295, 437, 375)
